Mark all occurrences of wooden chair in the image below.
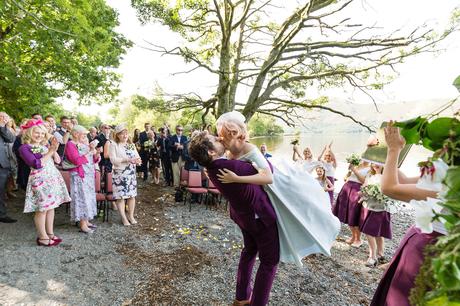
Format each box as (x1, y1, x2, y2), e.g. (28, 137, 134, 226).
(183, 170, 207, 211)
(104, 172, 116, 222)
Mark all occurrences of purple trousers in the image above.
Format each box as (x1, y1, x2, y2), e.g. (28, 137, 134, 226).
(371, 226, 441, 306)
(237, 219, 280, 306)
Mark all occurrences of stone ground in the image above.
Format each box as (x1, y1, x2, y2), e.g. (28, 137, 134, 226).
(0, 183, 414, 305)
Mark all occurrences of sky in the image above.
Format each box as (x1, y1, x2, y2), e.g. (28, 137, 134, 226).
(70, 0, 460, 119)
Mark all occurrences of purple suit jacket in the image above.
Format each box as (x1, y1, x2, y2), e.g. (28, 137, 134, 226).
(207, 158, 277, 231)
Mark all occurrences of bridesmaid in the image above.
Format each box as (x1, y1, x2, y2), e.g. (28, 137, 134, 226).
(371, 124, 445, 306)
(19, 119, 71, 246)
(359, 164, 392, 267)
(64, 125, 100, 233)
(319, 142, 337, 204)
(333, 159, 370, 248)
(109, 124, 142, 226)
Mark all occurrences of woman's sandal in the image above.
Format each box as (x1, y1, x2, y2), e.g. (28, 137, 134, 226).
(36, 238, 59, 247)
(47, 233, 63, 243)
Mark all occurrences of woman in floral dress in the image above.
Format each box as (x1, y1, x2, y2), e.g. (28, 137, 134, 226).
(64, 125, 100, 233)
(19, 119, 71, 246)
(109, 124, 142, 226)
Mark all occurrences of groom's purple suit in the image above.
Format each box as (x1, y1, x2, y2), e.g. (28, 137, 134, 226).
(207, 158, 279, 306)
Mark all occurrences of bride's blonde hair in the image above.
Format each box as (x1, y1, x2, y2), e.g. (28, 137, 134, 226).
(216, 111, 248, 142)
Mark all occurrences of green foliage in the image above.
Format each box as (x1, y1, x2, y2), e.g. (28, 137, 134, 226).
(397, 78, 460, 304)
(248, 114, 284, 137)
(0, 0, 131, 120)
(76, 113, 102, 129)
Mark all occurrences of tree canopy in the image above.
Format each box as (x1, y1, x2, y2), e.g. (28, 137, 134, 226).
(132, 0, 459, 130)
(0, 0, 132, 119)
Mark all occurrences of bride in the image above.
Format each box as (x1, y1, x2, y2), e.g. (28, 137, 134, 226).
(215, 111, 340, 266)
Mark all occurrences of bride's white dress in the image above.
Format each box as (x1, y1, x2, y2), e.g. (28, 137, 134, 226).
(239, 148, 341, 266)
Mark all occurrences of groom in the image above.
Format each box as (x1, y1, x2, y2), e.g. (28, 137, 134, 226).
(188, 132, 279, 306)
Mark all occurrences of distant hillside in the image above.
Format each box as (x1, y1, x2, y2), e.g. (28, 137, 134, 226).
(283, 98, 454, 133)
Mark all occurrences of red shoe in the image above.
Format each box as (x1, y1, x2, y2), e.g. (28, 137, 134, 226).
(36, 238, 59, 247)
(47, 233, 63, 243)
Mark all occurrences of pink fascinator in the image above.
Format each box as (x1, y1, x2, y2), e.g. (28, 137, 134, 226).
(20, 119, 44, 130)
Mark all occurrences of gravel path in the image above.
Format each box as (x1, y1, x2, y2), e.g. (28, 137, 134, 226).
(0, 186, 415, 305)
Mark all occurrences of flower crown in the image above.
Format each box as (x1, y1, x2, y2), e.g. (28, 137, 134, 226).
(21, 119, 44, 130)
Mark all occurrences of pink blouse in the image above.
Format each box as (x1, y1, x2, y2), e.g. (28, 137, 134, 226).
(64, 141, 99, 178)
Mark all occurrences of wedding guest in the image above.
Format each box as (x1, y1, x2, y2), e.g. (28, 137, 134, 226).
(87, 127, 98, 143)
(44, 115, 57, 132)
(13, 119, 31, 191)
(260, 144, 272, 159)
(5, 119, 18, 199)
(170, 125, 188, 187)
(109, 124, 141, 226)
(319, 142, 337, 204)
(359, 164, 392, 267)
(31, 113, 42, 120)
(64, 125, 100, 233)
(189, 132, 280, 306)
(138, 123, 151, 182)
(0, 112, 17, 223)
(371, 123, 443, 306)
(19, 119, 71, 244)
(96, 123, 112, 172)
(315, 166, 334, 199)
(70, 117, 78, 127)
(147, 131, 161, 185)
(156, 128, 173, 186)
(333, 159, 370, 248)
(54, 116, 72, 157)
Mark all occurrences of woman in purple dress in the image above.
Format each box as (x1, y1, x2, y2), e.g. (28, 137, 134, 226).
(370, 123, 444, 306)
(19, 119, 71, 246)
(333, 160, 370, 248)
(64, 125, 100, 234)
(359, 164, 392, 267)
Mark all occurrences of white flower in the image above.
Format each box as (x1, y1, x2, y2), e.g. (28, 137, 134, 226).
(416, 159, 449, 193)
(409, 197, 444, 233)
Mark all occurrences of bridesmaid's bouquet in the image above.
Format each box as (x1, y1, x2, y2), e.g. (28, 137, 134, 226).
(359, 183, 397, 212)
(346, 153, 361, 166)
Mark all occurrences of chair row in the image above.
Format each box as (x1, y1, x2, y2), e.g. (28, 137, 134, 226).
(180, 168, 226, 212)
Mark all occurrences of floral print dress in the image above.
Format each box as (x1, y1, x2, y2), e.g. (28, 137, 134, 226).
(69, 143, 97, 222)
(113, 144, 137, 200)
(22, 145, 71, 213)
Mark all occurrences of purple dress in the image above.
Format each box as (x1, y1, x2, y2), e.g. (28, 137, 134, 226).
(333, 167, 369, 227)
(360, 208, 392, 239)
(371, 226, 441, 306)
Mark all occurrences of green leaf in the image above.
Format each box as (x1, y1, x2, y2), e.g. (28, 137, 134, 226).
(444, 167, 460, 201)
(453, 74, 460, 93)
(395, 117, 427, 144)
(425, 118, 460, 150)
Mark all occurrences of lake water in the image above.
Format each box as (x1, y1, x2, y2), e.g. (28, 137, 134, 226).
(251, 133, 431, 191)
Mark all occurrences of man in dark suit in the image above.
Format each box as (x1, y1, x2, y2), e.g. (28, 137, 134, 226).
(138, 123, 151, 182)
(96, 123, 112, 172)
(0, 112, 17, 223)
(188, 132, 279, 306)
(169, 125, 188, 187)
(156, 128, 173, 186)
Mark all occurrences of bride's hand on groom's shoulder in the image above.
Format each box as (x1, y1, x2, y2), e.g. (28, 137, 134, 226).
(217, 168, 238, 183)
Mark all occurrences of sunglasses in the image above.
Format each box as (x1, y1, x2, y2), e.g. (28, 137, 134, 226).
(177, 129, 183, 131)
